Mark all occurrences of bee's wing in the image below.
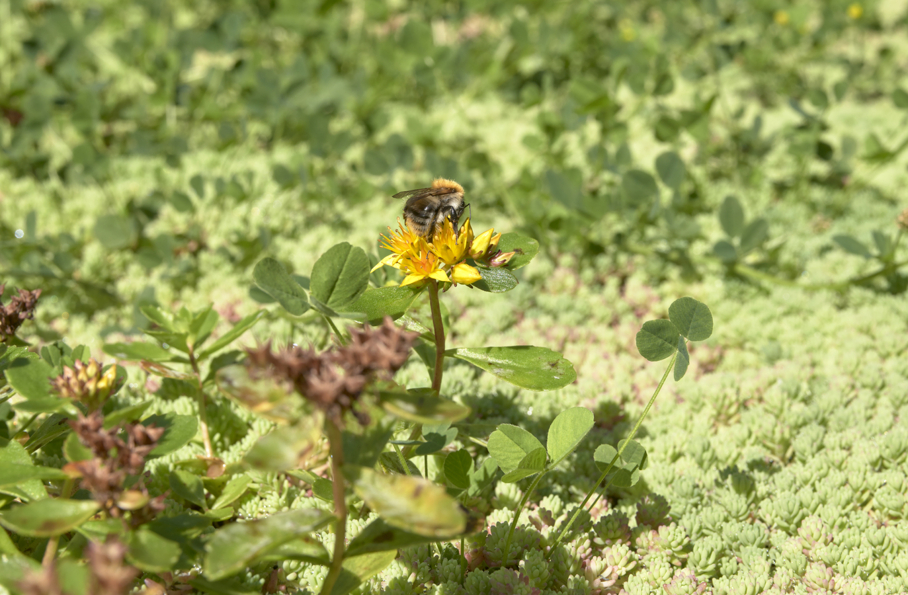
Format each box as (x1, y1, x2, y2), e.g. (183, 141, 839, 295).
(392, 187, 433, 199)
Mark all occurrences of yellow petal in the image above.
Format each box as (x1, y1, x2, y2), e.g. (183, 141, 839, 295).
(370, 254, 399, 273)
(400, 274, 426, 287)
(429, 270, 451, 283)
(451, 263, 482, 285)
(471, 229, 494, 257)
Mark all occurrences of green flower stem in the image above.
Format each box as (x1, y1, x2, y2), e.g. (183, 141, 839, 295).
(324, 315, 347, 346)
(320, 419, 348, 595)
(403, 279, 447, 453)
(187, 346, 215, 459)
(42, 478, 76, 567)
(501, 471, 546, 569)
(428, 279, 445, 394)
(552, 351, 677, 549)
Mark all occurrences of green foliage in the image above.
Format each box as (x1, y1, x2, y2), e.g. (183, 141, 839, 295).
(2, 1, 908, 593)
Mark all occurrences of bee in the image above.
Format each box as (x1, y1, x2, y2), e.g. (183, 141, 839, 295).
(393, 178, 467, 240)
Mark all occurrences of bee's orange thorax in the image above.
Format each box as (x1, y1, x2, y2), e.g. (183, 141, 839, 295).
(431, 178, 464, 194)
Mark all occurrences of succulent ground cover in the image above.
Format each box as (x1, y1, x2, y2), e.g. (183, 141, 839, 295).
(2, 1, 908, 594)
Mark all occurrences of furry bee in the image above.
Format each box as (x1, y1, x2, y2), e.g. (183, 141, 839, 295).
(393, 178, 467, 239)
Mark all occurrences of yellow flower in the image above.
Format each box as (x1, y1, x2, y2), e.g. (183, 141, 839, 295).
(848, 3, 862, 19)
(372, 217, 499, 287)
(470, 228, 502, 260)
(399, 238, 450, 287)
(432, 218, 473, 266)
(774, 10, 789, 26)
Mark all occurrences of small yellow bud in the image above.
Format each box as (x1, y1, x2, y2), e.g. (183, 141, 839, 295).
(450, 263, 482, 285)
(774, 10, 790, 26)
(847, 3, 863, 19)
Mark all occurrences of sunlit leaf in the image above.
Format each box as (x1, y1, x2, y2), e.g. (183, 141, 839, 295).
(346, 466, 466, 537)
(447, 346, 576, 390)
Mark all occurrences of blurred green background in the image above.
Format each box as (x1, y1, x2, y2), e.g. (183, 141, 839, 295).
(2, 0, 908, 338)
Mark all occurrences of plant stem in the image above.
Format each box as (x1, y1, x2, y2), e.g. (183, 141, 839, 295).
(552, 352, 677, 548)
(187, 347, 215, 458)
(11, 412, 39, 441)
(42, 478, 76, 567)
(428, 279, 445, 394)
(403, 279, 447, 453)
(320, 419, 348, 595)
(324, 315, 347, 346)
(501, 471, 546, 569)
(393, 443, 411, 476)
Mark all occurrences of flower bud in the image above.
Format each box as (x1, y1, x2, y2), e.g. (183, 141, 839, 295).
(51, 359, 118, 411)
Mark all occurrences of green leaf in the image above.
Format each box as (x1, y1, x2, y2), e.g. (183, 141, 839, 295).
(487, 424, 545, 473)
(103, 400, 153, 428)
(617, 439, 648, 471)
(739, 218, 769, 254)
(414, 424, 457, 456)
(378, 388, 471, 424)
(342, 419, 395, 468)
(24, 413, 72, 452)
(253, 258, 310, 316)
(189, 577, 260, 595)
(0, 464, 67, 488)
(0, 499, 99, 537)
(0, 440, 46, 501)
(833, 234, 873, 259)
(468, 458, 499, 497)
(346, 466, 467, 537)
(713, 240, 738, 263)
(473, 265, 519, 293)
(719, 195, 745, 238)
(93, 214, 135, 250)
(893, 88, 908, 110)
(444, 450, 473, 490)
(170, 470, 207, 509)
(546, 406, 594, 467)
(546, 168, 582, 211)
(170, 191, 194, 213)
(244, 419, 322, 472)
(329, 551, 398, 595)
(144, 413, 199, 457)
(593, 444, 641, 488)
(655, 151, 686, 189)
(346, 518, 451, 557)
(189, 306, 219, 349)
(63, 433, 93, 462)
(102, 342, 186, 363)
(674, 336, 690, 381)
(4, 357, 53, 400)
(500, 447, 546, 483)
(216, 364, 302, 423)
(635, 319, 680, 362)
(211, 475, 252, 510)
(198, 311, 266, 360)
(446, 346, 576, 390)
(496, 233, 539, 270)
(261, 535, 329, 565)
(872, 230, 892, 257)
(349, 286, 423, 325)
(203, 508, 333, 581)
(667, 297, 713, 341)
(190, 175, 206, 199)
(310, 243, 370, 310)
(126, 528, 181, 572)
(622, 169, 659, 204)
(140, 304, 177, 331)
